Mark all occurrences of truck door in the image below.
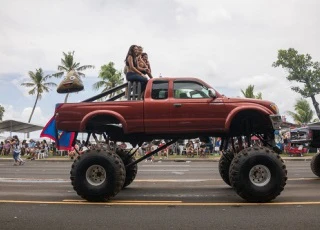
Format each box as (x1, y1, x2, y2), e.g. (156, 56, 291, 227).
(144, 80, 170, 133)
(169, 80, 226, 132)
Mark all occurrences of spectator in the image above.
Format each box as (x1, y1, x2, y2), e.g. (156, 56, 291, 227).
(21, 140, 28, 156)
(68, 143, 79, 159)
(199, 142, 207, 158)
(0, 141, 3, 155)
(43, 140, 49, 157)
(177, 139, 185, 155)
(186, 140, 195, 157)
(27, 139, 37, 160)
(157, 141, 166, 158)
(3, 140, 11, 155)
(214, 138, 221, 155)
(10, 135, 25, 166)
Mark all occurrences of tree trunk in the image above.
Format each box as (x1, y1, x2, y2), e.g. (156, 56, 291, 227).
(64, 93, 70, 103)
(27, 93, 39, 138)
(310, 95, 320, 119)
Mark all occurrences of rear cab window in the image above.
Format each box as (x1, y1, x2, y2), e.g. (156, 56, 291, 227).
(151, 81, 169, 100)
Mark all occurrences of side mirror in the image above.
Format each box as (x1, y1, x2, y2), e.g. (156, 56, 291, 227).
(208, 89, 216, 99)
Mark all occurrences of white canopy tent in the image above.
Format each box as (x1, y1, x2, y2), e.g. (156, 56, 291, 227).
(0, 120, 44, 136)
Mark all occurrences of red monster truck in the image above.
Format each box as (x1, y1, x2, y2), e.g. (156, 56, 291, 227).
(54, 78, 286, 202)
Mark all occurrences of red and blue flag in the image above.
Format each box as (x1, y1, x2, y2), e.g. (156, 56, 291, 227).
(40, 116, 75, 150)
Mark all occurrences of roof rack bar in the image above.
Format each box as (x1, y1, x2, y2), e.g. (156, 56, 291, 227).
(82, 82, 128, 102)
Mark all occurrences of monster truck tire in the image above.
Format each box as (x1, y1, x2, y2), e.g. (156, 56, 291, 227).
(70, 150, 125, 202)
(229, 147, 287, 202)
(116, 149, 138, 188)
(311, 153, 320, 177)
(218, 150, 234, 186)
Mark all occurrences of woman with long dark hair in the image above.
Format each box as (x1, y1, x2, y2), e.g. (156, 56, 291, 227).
(125, 45, 148, 91)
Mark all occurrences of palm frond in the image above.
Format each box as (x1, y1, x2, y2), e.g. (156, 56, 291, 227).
(28, 88, 36, 95)
(21, 82, 35, 87)
(42, 74, 52, 81)
(52, 72, 64, 78)
(28, 71, 36, 79)
(92, 80, 107, 91)
(44, 82, 57, 87)
(77, 65, 95, 71)
(77, 72, 85, 77)
(57, 65, 68, 72)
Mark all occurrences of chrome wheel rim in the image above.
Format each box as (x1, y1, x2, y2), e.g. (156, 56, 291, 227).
(86, 165, 106, 186)
(249, 164, 271, 187)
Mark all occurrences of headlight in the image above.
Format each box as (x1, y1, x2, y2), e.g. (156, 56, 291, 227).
(270, 103, 279, 114)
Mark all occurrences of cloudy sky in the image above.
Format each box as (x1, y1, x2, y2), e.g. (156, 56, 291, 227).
(1, 0, 320, 138)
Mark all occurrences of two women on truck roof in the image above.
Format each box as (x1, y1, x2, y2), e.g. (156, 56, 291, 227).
(125, 45, 152, 91)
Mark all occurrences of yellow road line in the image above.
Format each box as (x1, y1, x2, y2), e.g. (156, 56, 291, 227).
(1, 200, 320, 206)
(63, 199, 183, 203)
(134, 178, 320, 182)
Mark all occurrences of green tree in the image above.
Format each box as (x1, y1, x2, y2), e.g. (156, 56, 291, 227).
(272, 48, 320, 119)
(241, 85, 262, 99)
(287, 98, 315, 125)
(21, 68, 57, 123)
(52, 51, 94, 102)
(0, 105, 5, 121)
(92, 62, 124, 99)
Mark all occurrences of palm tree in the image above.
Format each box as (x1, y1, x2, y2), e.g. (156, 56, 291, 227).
(241, 85, 262, 99)
(21, 68, 57, 137)
(52, 51, 94, 102)
(287, 98, 314, 125)
(92, 62, 124, 99)
(0, 105, 4, 121)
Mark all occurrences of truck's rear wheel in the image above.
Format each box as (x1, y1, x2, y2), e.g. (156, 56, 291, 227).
(311, 153, 320, 177)
(116, 149, 138, 188)
(218, 150, 234, 186)
(70, 150, 125, 202)
(229, 147, 287, 202)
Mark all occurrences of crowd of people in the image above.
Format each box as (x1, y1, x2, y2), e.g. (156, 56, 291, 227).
(0, 136, 51, 166)
(137, 138, 221, 162)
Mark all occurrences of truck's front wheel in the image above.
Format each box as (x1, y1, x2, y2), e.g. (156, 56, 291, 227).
(70, 150, 125, 202)
(311, 153, 320, 177)
(229, 147, 287, 202)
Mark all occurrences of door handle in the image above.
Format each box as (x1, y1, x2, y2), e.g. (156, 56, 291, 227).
(173, 103, 182, 108)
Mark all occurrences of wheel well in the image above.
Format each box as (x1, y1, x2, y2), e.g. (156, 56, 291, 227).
(229, 110, 273, 136)
(85, 115, 124, 135)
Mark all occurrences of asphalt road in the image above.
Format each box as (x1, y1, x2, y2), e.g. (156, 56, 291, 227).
(0, 160, 319, 230)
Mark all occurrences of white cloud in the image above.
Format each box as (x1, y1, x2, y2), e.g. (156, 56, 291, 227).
(197, 7, 232, 23)
(2, 104, 48, 125)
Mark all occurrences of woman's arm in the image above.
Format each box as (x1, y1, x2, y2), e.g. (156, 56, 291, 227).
(146, 62, 153, 78)
(137, 56, 149, 72)
(128, 56, 144, 76)
(147, 61, 152, 73)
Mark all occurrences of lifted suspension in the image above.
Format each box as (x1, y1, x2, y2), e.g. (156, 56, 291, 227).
(125, 139, 178, 169)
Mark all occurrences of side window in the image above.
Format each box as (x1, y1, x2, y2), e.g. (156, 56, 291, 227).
(174, 81, 210, 99)
(151, 81, 168, 100)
